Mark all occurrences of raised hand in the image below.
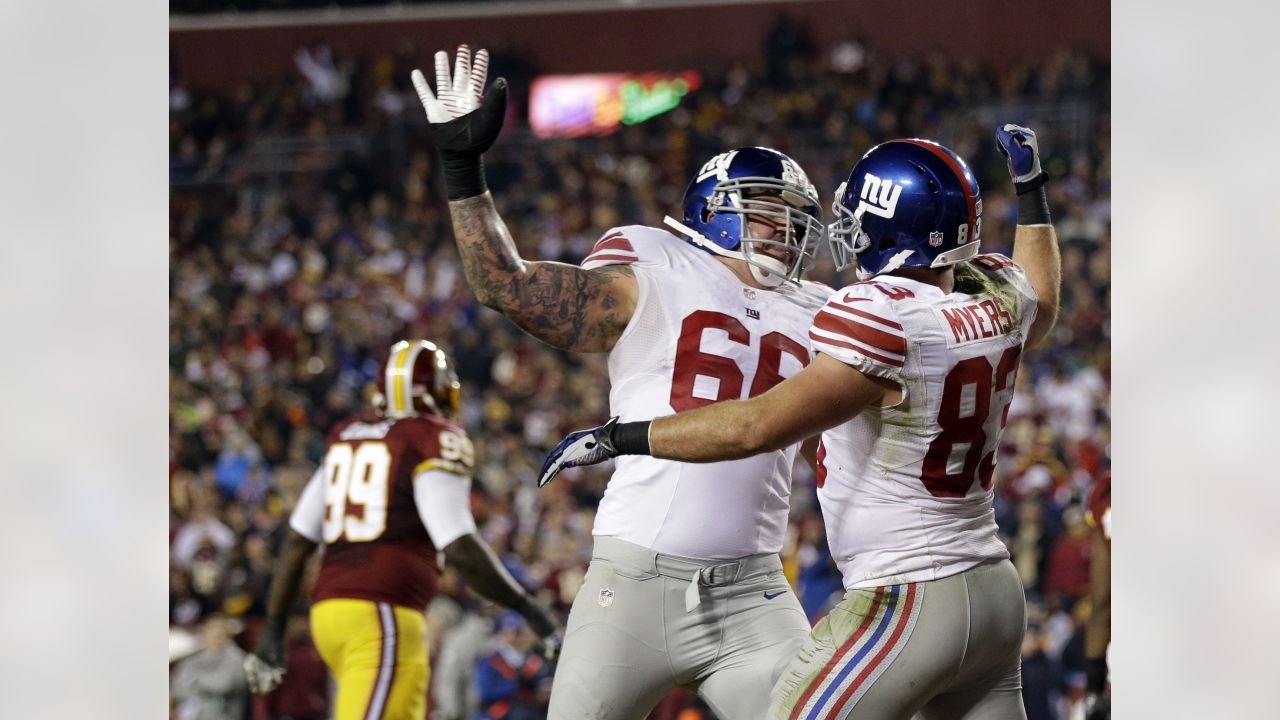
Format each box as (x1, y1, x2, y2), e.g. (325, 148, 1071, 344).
(411, 45, 508, 199)
(411, 44, 490, 123)
(994, 123, 1044, 185)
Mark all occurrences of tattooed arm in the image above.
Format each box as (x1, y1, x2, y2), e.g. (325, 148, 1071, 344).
(449, 193, 639, 353)
(412, 48, 637, 351)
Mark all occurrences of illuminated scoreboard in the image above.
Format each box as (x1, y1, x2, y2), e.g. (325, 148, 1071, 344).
(529, 72, 702, 139)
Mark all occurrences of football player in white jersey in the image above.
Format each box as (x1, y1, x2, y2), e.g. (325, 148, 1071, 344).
(411, 47, 832, 719)
(542, 127, 1061, 720)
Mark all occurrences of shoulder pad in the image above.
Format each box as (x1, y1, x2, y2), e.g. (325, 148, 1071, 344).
(398, 417, 475, 477)
(809, 283, 908, 375)
(581, 225, 676, 269)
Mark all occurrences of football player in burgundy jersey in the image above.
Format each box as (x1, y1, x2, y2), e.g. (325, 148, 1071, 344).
(543, 128, 1062, 719)
(413, 47, 832, 720)
(243, 339, 561, 720)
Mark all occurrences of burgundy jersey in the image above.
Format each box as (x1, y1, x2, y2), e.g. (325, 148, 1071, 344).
(310, 414, 475, 611)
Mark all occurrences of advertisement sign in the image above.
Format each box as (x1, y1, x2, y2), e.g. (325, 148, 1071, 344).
(529, 71, 702, 139)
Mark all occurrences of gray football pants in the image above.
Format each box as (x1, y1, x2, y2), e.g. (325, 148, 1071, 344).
(547, 536, 812, 720)
(770, 558, 1027, 720)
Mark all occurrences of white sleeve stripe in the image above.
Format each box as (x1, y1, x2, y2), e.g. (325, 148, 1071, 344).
(288, 467, 326, 543)
(810, 326, 906, 365)
(413, 468, 477, 551)
(824, 302, 906, 333)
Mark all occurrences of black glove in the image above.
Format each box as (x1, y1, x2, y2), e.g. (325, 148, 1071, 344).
(410, 46, 509, 199)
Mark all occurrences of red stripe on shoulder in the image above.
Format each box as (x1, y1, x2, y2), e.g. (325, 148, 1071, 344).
(814, 311, 907, 357)
(809, 329, 905, 368)
(583, 252, 638, 265)
(824, 301, 905, 333)
(971, 253, 1017, 271)
(592, 233, 635, 254)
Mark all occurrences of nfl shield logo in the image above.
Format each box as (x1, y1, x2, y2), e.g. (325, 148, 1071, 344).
(598, 588, 614, 608)
(929, 231, 944, 247)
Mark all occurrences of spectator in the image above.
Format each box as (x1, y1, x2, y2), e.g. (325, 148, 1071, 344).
(793, 515, 843, 621)
(430, 594, 494, 720)
(1044, 506, 1095, 606)
(171, 615, 250, 720)
(172, 501, 235, 570)
(294, 45, 346, 104)
(1020, 610, 1065, 720)
(473, 612, 552, 720)
(213, 430, 265, 500)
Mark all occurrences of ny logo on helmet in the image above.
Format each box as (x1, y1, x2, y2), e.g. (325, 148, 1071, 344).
(696, 150, 739, 183)
(857, 173, 902, 219)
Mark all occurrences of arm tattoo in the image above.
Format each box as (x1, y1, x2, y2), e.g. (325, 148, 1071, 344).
(449, 194, 636, 352)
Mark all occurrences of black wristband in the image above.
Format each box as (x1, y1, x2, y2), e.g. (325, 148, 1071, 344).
(1016, 175, 1052, 225)
(441, 152, 488, 201)
(1085, 656, 1108, 693)
(1013, 170, 1050, 196)
(610, 421, 651, 455)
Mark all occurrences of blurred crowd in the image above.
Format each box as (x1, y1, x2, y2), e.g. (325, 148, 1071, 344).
(170, 22, 1109, 720)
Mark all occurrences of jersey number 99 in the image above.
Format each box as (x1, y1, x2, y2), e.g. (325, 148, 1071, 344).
(321, 442, 391, 543)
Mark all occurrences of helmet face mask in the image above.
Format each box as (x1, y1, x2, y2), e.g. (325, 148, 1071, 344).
(828, 191, 874, 278)
(665, 148, 823, 288)
(382, 339, 462, 419)
(828, 139, 982, 281)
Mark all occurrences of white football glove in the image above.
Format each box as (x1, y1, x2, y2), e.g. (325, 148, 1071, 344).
(411, 45, 489, 124)
(243, 653, 285, 695)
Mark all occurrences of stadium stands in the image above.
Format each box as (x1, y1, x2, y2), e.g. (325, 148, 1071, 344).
(170, 26, 1109, 720)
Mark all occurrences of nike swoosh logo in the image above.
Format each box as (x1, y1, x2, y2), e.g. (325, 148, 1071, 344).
(841, 294, 872, 304)
(763, 590, 787, 600)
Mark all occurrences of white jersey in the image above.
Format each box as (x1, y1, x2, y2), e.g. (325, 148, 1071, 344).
(581, 225, 830, 559)
(808, 254, 1039, 589)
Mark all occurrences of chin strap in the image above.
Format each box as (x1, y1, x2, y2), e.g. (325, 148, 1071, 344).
(663, 216, 789, 288)
(859, 249, 914, 280)
(746, 256, 786, 288)
(663, 215, 726, 255)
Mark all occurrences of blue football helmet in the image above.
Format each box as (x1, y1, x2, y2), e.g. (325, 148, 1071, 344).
(829, 139, 983, 280)
(664, 147, 823, 288)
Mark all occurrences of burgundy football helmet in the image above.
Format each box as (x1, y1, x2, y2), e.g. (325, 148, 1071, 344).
(379, 339, 461, 419)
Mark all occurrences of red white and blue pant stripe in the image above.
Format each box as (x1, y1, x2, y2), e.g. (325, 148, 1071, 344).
(789, 583, 922, 720)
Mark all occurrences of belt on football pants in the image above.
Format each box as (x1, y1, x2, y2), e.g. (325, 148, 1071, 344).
(591, 536, 783, 612)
